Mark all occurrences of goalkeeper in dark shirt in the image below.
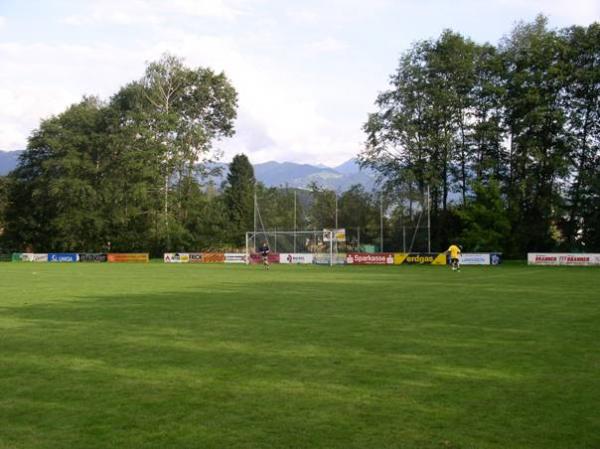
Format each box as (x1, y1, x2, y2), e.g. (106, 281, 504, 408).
(260, 241, 270, 270)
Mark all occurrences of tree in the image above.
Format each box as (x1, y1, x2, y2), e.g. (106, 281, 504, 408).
(501, 15, 571, 255)
(223, 154, 255, 246)
(4, 97, 108, 251)
(129, 53, 238, 250)
(0, 176, 8, 248)
(560, 23, 600, 250)
(3, 55, 238, 255)
(457, 180, 510, 252)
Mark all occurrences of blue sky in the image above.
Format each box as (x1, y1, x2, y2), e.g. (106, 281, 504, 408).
(0, 0, 598, 165)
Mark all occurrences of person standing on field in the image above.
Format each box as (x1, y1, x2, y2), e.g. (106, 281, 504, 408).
(447, 243, 462, 271)
(260, 241, 270, 270)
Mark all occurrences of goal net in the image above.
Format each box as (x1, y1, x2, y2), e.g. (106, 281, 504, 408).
(245, 230, 343, 265)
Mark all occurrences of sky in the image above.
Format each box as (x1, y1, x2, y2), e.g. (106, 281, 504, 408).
(0, 0, 598, 166)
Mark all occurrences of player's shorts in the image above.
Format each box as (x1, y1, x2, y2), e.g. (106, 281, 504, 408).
(451, 257, 459, 264)
(262, 255, 269, 262)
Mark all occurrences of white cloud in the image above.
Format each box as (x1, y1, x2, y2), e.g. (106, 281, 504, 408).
(61, 0, 244, 26)
(149, 30, 356, 164)
(0, 16, 6, 30)
(305, 37, 348, 54)
(0, 29, 361, 164)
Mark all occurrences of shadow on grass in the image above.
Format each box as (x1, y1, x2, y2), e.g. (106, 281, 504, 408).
(1, 283, 598, 449)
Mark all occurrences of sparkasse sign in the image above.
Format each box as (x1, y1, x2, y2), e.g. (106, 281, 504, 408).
(346, 253, 394, 265)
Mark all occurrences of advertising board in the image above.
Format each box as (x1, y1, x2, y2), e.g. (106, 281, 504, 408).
(312, 253, 347, 265)
(250, 253, 280, 264)
(18, 253, 48, 262)
(459, 253, 491, 265)
(323, 228, 346, 242)
(202, 253, 226, 263)
(79, 253, 108, 262)
(48, 253, 79, 263)
(394, 253, 447, 265)
(528, 253, 600, 266)
(164, 253, 190, 263)
(279, 253, 314, 264)
(107, 253, 149, 263)
(346, 253, 395, 265)
(188, 253, 203, 263)
(225, 253, 247, 264)
(0, 254, 11, 262)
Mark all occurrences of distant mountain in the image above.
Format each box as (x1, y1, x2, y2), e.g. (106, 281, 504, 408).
(203, 159, 377, 191)
(0, 150, 378, 191)
(0, 150, 23, 176)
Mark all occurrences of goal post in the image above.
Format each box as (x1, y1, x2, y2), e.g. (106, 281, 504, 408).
(245, 230, 337, 266)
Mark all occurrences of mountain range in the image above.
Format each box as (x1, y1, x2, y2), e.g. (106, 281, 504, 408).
(0, 150, 377, 191)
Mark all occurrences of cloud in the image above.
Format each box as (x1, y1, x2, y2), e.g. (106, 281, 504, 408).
(61, 0, 244, 26)
(305, 37, 347, 54)
(148, 30, 355, 164)
(0, 16, 6, 30)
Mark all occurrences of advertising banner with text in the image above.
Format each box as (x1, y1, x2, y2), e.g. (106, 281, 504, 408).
(279, 253, 315, 264)
(107, 253, 149, 263)
(188, 253, 203, 263)
(48, 253, 79, 263)
(346, 253, 395, 265)
(225, 253, 247, 264)
(79, 253, 108, 262)
(250, 253, 280, 264)
(202, 253, 226, 263)
(18, 253, 49, 262)
(323, 228, 346, 242)
(312, 253, 347, 265)
(164, 253, 190, 263)
(459, 253, 491, 265)
(394, 253, 447, 265)
(528, 253, 600, 266)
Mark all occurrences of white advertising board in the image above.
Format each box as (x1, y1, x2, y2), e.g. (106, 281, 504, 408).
(323, 228, 346, 242)
(20, 253, 48, 262)
(528, 253, 600, 266)
(164, 253, 190, 263)
(460, 253, 491, 265)
(224, 253, 247, 264)
(313, 253, 347, 265)
(279, 253, 314, 264)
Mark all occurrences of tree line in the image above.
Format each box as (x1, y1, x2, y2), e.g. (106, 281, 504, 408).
(1, 16, 598, 257)
(0, 52, 384, 254)
(361, 16, 599, 257)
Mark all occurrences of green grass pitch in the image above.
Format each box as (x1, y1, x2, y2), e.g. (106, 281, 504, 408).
(1, 263, 599, 449)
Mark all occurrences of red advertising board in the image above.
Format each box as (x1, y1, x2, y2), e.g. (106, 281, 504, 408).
(250, 253, 280, 264)
(346, 253, 395, 265)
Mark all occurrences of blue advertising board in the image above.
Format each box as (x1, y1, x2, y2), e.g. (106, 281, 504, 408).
(47, 253, 80, 263)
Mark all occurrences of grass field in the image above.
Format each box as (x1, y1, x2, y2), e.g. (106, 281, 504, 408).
(1, 262, 599, 449)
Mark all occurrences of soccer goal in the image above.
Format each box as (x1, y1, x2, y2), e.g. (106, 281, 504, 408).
(245, 229, 343, 266)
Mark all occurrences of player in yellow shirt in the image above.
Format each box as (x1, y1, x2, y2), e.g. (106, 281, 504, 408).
(447, 244, 462, 271)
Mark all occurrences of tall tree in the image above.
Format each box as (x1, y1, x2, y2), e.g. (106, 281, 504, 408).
(4, 97, 108, 251)
(3, 56, 238, 254)
(560, 23, 600, 250)
(501, 15, 570, 254)
(223, 154, 256, 246)
(457, 179, 510, 251)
